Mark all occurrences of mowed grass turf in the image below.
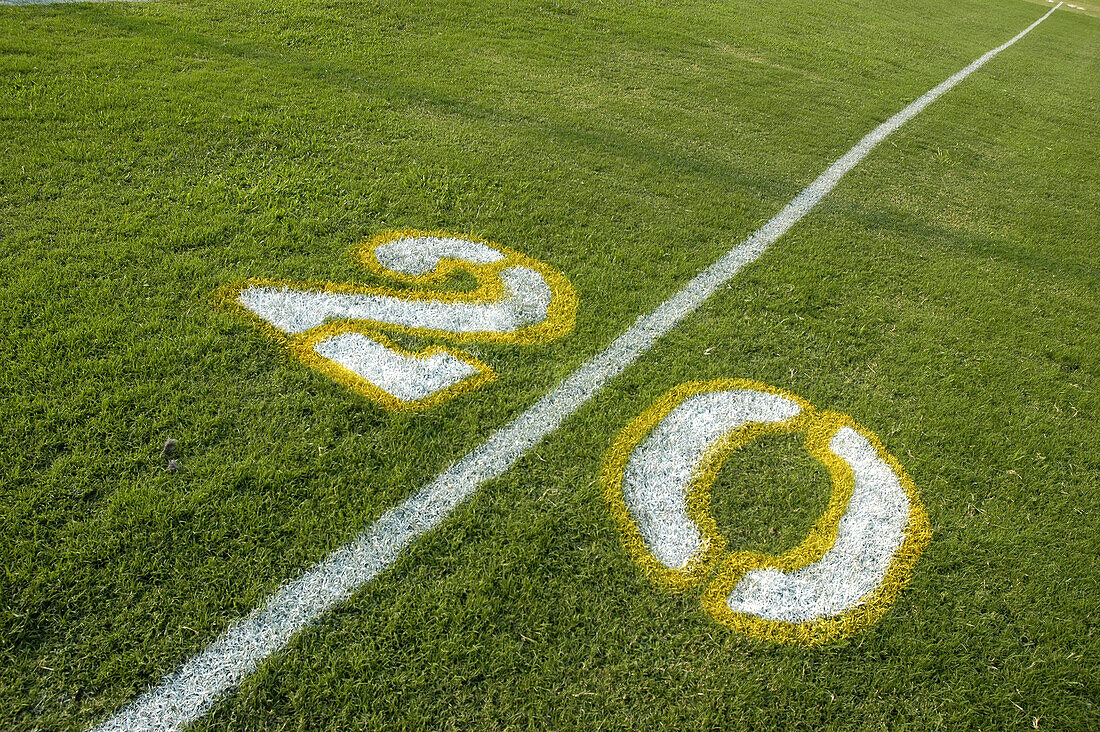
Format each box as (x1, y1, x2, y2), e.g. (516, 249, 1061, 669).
(1, 0, 1097, 728)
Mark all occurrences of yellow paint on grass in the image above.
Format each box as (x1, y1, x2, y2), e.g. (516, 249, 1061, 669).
(602, 379, 931, 645)
(218, 230, 577, 411)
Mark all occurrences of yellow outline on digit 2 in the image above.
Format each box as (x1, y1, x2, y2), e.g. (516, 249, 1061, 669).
(287, 326, 498, 413)
(602, 379, 931, 645)
(216, 229, 577, 412)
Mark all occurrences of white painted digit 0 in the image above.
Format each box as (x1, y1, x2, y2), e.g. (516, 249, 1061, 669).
(224, 231, 577, 411)
(603, 380, 931, 644)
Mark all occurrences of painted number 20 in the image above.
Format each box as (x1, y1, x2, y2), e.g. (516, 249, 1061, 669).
(225, 233, 928, 644)
(225, 230, 577, 411)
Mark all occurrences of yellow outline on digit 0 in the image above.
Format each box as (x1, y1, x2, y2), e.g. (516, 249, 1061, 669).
(602, 379, 931, 645)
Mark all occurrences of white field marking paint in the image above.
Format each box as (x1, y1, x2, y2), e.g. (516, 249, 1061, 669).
(623, 390, 801, 569)
(312, 332, 481, 403)
(93, 7, 1061, 730)
(237, 266, 553, 335)
(725, 426, 910, 623)
(374, 235, 505, 275)
(237, 233, 563, 407)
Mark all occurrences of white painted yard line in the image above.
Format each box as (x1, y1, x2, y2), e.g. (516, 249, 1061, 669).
(93, 5, 1062, 730)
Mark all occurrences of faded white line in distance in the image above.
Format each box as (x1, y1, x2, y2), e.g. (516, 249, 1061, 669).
(92, 4, 1063, 730)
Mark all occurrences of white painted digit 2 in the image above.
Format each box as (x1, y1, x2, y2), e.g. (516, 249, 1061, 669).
(603, 380, 930, 644)
(223, 230, 577, 411)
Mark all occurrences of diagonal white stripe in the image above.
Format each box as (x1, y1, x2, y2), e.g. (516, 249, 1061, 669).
(92, 5, 1062, 729)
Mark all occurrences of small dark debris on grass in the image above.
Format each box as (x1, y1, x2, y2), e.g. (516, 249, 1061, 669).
(160, 438, 178, 458)
(161, 438, 181, 472)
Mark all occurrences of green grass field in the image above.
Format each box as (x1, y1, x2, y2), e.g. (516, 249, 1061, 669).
(2, 0, 1098, 729)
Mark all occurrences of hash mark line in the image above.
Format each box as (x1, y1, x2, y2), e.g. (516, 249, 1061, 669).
(93, 4, 1062, 730)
